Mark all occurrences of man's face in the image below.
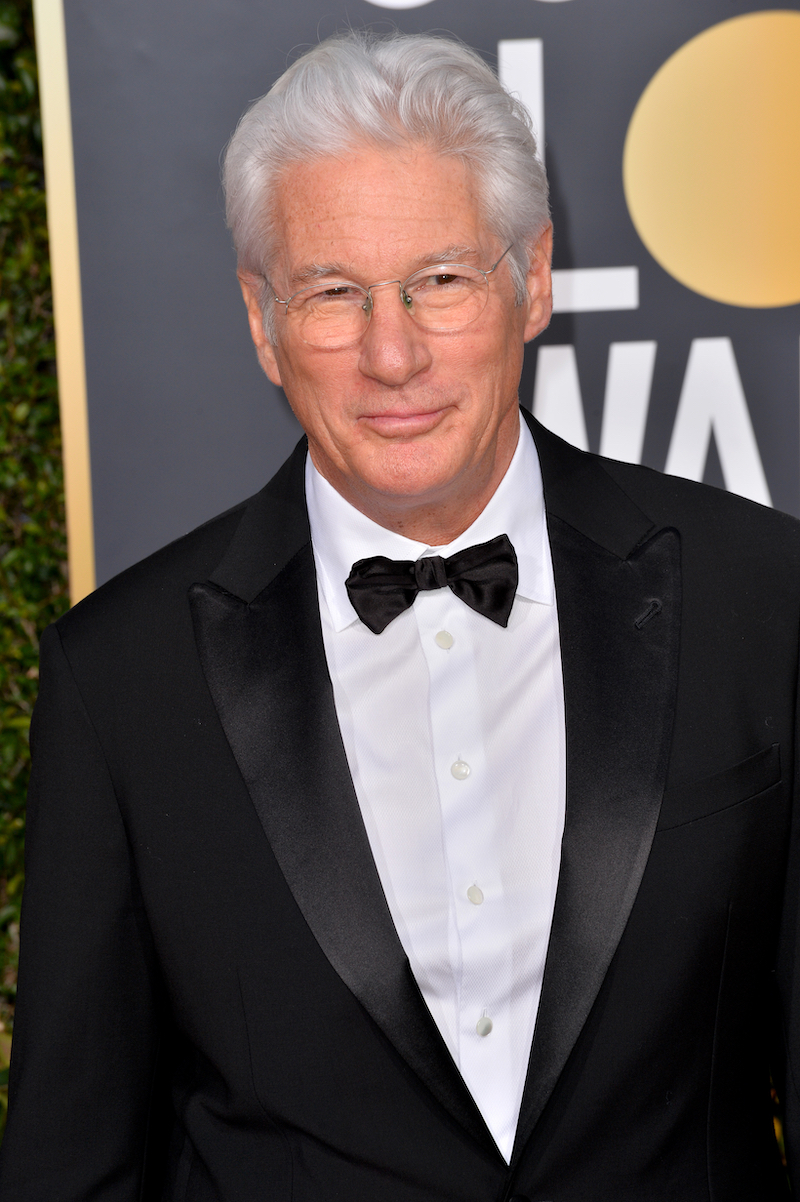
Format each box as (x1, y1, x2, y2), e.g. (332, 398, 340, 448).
(240, 145, 552, 537)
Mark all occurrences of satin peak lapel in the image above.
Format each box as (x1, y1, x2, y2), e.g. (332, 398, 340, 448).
(513, 417, 682, 1158)
(189, 442, 495, 1155)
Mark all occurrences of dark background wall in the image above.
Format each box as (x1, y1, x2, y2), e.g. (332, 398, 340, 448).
(61, 0, 800, 585)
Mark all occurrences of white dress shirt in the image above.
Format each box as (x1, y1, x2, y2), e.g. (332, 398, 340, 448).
(305, 413, 566, 1161)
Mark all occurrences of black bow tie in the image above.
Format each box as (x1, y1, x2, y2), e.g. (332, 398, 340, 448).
(345, 533, 518, 634)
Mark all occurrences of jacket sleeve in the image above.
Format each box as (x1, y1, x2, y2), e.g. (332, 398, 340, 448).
(777, 634, 800, 1190)
(0, 623, 164, 1201)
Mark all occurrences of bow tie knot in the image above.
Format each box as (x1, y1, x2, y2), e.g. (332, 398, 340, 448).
(345, 533, 518, 634)
(413, 554, 449, 592)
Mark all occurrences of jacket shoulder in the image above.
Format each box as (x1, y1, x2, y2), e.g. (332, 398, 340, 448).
(600, 454, 800, 560)
(55, 498, 250, 650)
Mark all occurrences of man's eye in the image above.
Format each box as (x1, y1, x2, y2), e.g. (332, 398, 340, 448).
(307, 285, 361, 303)
(411, 271, 467, 291)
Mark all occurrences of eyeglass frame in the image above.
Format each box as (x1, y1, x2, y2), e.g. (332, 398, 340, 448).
(270, 244, 514, 342)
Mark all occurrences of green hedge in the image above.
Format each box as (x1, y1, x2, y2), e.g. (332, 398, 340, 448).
(0, 0, 68, 1128)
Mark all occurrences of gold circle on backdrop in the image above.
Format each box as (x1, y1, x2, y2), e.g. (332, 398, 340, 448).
(623, 11, 800, 308)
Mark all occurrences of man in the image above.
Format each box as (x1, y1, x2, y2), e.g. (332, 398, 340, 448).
(1, 29, 799, 1202)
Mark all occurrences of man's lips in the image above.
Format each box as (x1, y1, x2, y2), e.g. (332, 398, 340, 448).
(358, 406, 450, 436)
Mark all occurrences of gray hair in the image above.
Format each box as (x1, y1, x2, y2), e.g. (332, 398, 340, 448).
(223, 30, 550, 334)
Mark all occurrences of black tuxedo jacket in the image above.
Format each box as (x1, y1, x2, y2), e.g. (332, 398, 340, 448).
(2, 413, 800, 1201)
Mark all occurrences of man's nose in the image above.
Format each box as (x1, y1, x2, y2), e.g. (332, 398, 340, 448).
(357, 282, 432, 385)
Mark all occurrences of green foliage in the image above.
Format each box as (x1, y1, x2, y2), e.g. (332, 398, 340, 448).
(0, 0, 68, 1123)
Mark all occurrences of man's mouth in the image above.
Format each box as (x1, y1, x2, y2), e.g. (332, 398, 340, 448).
(359, 406, 450, 437)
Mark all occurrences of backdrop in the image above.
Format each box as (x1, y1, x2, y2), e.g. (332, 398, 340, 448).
(41, 0, 800, 588)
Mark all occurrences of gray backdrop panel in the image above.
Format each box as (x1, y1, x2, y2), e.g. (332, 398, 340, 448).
(62, 0, 800, 585)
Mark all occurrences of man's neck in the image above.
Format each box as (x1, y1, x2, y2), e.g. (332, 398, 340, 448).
(309, 429, 521, 547)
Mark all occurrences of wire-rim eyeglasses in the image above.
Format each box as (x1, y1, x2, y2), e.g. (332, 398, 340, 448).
(271, 245, 513, 349)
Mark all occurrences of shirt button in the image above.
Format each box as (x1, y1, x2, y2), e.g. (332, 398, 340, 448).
(434, 630, 454, 649)
(476, 1015, 493, 1037)
(467, 884, 484, 905)
(451, 760, 471, 780)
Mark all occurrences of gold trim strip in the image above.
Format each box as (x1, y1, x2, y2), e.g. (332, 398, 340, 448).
(32, 0, 95, 603)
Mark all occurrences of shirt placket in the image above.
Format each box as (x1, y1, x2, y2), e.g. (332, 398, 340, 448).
(414, 582, 516, 1139)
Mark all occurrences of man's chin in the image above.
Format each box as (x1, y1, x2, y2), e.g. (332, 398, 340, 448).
(353, 454, 470, 516)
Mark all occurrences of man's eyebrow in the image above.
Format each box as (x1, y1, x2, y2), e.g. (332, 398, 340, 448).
(410, 246, 483, 270)
(290, 246, 482, 286)
(292, 263, 354, 285)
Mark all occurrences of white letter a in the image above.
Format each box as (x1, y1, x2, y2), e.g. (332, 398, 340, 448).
(665, 338, 771, 506)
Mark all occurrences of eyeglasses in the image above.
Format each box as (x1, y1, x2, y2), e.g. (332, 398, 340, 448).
(271, 245, 513, 349)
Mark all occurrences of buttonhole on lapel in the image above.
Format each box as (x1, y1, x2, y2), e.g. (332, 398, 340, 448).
(634, 598, 662, 629)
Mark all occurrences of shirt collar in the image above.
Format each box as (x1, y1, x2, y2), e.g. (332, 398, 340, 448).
(306, 410, 554, 632)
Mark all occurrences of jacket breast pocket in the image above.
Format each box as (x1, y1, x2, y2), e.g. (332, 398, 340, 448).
(656, 743, 781, 832)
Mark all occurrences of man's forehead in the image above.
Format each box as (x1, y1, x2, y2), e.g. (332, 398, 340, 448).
(266, 146, 499, 292)
(274, 145, 484, 218)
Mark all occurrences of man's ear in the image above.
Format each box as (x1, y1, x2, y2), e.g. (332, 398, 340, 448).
(238, 272, 283, 387)
(522, 223, 553, 343)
